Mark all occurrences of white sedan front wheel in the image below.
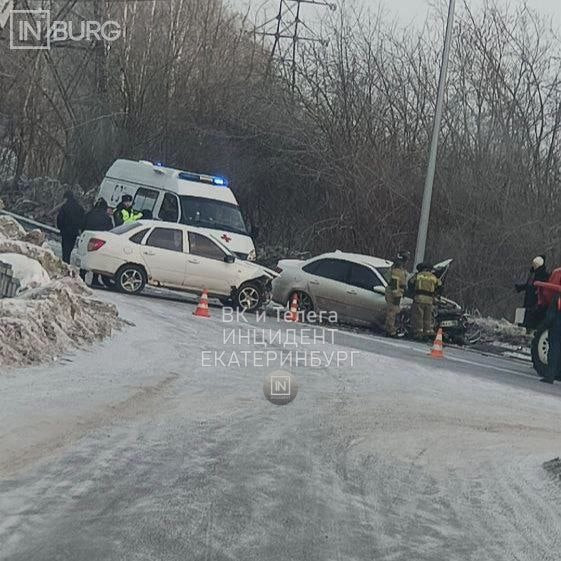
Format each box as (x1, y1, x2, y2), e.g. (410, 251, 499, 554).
(235, 282, 263, 312)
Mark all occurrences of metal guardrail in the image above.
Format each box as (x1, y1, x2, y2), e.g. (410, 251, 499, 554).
(0, 261, 21, 298)
(0, 209, 60, 238)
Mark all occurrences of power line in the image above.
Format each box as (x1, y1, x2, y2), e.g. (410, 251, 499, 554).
(254, 0, 335, 90)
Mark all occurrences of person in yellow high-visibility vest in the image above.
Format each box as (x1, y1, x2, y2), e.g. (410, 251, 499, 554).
(385, 251, 410, 337)
(113, 194, 143, 226)
(411, 262, 441, 340)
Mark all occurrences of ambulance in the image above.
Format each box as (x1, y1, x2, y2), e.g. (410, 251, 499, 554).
(97, 159, 256, 260)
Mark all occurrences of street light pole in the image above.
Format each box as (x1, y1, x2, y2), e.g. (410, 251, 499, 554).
(414, 0, 456, 269)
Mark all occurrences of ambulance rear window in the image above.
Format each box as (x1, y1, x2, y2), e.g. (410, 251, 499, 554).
(133, 187, 159, 213)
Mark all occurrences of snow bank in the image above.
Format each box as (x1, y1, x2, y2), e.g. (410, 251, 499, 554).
(0, 216, 48, 246)
(0, 253, 50, 292)
(0, 238, 71, 278)
(0, 216, 124, 368)
(0, 278, 124, 367)
(0, 215, 26, 240)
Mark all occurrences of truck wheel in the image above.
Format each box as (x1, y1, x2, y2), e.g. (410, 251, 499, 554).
(531, 322, 549, 378)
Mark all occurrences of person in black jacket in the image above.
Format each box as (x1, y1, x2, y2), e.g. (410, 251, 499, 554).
(516, 255, 550, 328)
(83, 198, 113, 287)
(517, 255, 550, 306)
(56, 190, 85, 264)
(84, 198, 113, 232)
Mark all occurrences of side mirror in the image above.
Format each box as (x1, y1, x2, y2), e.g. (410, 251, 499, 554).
(373, 286, 386, 295)
(224, 254, 235, 264)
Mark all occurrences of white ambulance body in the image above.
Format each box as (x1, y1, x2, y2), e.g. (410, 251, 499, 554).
(98, 159, 256, 260)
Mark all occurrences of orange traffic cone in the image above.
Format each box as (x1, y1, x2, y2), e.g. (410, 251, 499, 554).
(287, 292, 299, 322)
(193, 289, 210, 318)
(429, 328, 444, 359)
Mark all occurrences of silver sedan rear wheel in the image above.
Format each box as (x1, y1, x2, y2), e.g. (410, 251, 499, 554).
(287, 291, 315, 323)
(288, 291, 314, 312)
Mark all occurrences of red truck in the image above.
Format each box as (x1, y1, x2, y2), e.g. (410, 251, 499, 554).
(516, 269, 561, 377)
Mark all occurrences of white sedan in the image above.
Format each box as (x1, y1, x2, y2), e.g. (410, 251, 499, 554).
(75, 220, 276, 311)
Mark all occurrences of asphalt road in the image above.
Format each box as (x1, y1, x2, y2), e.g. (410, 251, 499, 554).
(1, 289, 561, 561)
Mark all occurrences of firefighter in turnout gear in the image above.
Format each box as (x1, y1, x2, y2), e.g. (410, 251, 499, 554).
(411, 263, 441, 340)
(385, 251, 410, 337)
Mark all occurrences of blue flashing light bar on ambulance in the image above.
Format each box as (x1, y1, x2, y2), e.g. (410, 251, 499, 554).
(148, 161, 228, 186)
(178, 171, 229, 187)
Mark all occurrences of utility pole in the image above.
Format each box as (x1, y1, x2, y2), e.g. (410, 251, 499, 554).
(414, 0, 456, 269)
(254, 0, 336, 91)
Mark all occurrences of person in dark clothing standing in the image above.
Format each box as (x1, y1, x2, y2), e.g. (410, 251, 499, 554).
(516, 255, 550, 328)
(56, 190, 85, 264)
(516, 255, 549, 308)
(84, 198, 113, 232)
(81, 198, 114, 287)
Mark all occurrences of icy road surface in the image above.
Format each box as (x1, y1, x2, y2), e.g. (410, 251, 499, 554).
(1, 289, 561, 561)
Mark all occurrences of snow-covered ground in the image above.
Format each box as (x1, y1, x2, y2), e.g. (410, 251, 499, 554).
(1, 289, 561, 560)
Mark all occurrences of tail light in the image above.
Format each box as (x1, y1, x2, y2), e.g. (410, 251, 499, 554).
(87, 238, 106, 252)
(274, 266, 283, 273)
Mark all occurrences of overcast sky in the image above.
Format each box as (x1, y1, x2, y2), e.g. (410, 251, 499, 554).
(388, 0, 561, 24)
(236, 0, 561, 27)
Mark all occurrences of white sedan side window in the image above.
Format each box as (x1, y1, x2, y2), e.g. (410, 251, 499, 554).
(146, 228, 184, 252)
(188, 232, 225, 261)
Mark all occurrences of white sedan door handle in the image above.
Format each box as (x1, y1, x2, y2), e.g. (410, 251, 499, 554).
(188, 259, 200, 264)
(309, 280, 320, 285)
(143, 250, 156, 256)
(347, 289, 357, 295)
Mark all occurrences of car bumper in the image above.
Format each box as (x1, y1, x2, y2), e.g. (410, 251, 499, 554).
(77, 252, 123, 277)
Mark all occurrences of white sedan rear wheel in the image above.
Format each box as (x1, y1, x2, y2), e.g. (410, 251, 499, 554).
(116, 265, 146, 294)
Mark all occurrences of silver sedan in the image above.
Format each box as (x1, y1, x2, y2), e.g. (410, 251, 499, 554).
(272, 251, 411, 328)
